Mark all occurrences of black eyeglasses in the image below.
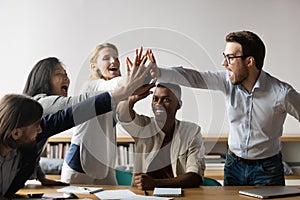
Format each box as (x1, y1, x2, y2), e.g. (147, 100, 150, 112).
(223, 53, 248, 65)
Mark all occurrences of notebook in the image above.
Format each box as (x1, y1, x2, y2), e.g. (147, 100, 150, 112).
(239, 187, 300, 199)
(153, 187, 182, 197)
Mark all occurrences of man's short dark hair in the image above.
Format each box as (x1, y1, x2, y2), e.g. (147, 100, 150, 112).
(226, 30, 265, 70)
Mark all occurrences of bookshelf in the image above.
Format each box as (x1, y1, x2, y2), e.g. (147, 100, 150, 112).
(47, 132, 300, 160)
(46, 131, 72, 159)
(47, 133, 300, 143)
(48, 131, 73, 143)
(45, 132, 300, 184)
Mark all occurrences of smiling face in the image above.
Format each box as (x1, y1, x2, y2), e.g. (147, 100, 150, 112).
(151, 87, 180, 125)
(50, 64, 70, 96)
(222, 42, 249, 85)
(12, 120, 42, 148)
(0, 94, 43, 154)
(96, 47, 121, 80)
(15, 119, 42, 147)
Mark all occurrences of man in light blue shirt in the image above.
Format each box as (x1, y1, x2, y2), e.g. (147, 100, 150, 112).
(151, 30, 300, 186)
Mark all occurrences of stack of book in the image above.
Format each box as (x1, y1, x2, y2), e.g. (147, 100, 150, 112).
(46, 142, 70, 159)
(115, 143, 135, 168)
(205, 153, 225, 170)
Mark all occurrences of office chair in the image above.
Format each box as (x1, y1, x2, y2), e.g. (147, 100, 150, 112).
(115, 169, 133, 186)
(200, 177, 222, 186)
(116, 170, 221, 186)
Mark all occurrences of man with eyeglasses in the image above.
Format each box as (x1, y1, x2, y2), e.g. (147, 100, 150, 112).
(149, 30, 300, 186)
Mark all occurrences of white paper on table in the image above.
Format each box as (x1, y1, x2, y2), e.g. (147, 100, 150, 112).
(57, 186, 103, 194)
(94, 189, 135, 199)
(129, 194, 172, 200)
(94, 189, 172, 200)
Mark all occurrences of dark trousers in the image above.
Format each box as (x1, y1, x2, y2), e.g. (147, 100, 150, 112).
(224, 152, 285, 186)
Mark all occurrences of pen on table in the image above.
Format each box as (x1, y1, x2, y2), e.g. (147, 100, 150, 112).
(89, 188, 104, 194)
(83, 187, 104, 194)
(144, 190, 148, 196)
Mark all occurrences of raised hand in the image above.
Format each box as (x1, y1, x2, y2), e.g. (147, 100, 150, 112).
(147, 49, 160, 82)
(111, 48, 153, 102)
(126, 47, 153, 84)
(40, 178, 69, 186)
(128, 83, 155, 104)
(126, 47, 147, 73)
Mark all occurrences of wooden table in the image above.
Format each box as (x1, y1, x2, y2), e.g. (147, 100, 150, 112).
(17, 184, 300, 200)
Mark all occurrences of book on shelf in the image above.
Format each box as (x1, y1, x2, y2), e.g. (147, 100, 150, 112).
(116, 143, 135, 168)
(205, 153, 226, 163)
(46, 142, 70, 159)
(205, 162, 225, 170)
(128, 143, 135, 165)
(205, 154, 223, 159)
(205, 153, 225, 170)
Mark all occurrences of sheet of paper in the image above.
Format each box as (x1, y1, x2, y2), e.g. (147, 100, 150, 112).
(57, 186, 103, 194)
(132, 195, 172, 200)
(94, 189, 172, 200)
(42, 193, 78, 199)
(94, 189, 135, 199)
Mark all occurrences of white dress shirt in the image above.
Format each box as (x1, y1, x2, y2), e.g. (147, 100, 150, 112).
(70, 77, 120, 179)
(159, 67, 300, 159)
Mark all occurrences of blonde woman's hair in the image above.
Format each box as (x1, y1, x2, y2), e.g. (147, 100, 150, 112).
(89, 43, 118, 64)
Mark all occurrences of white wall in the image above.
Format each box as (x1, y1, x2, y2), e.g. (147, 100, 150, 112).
(0, 0, 299, 135)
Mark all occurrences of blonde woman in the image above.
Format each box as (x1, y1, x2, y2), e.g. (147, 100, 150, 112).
(61, 43, 123, 184)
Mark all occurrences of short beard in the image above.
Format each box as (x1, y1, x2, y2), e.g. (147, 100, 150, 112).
(16, 140, 37, 149)
(231, 69, 248, 86)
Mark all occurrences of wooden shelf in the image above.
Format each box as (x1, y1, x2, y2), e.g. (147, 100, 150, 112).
(47, 171, 300, 182)
(48, 131, 72, 143)
(117, 135, 230, 143)
(48, 132, 135, 143)
(45, 174, 61, 180)
(203, 135, 228, 142)
(116, 136, 134, 143)
(115, 134, 300, 143)
(281, 134, 300, 142)
(48, 132, 300, 143)
(203, 134, 300, 142)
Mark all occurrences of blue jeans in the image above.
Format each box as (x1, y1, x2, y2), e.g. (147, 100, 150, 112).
(224, 152, 285, 186)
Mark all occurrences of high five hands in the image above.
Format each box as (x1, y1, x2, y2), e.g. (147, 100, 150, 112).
(126, 47, 160, 84)
(125, 47, 159, 102)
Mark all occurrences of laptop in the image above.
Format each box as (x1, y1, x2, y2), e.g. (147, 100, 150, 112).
(239, 187, 300, 199)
